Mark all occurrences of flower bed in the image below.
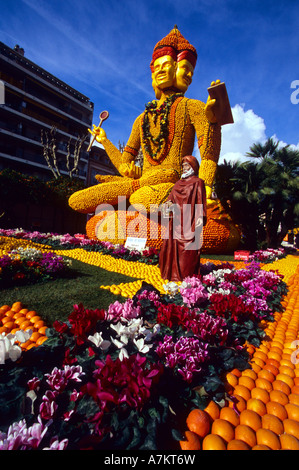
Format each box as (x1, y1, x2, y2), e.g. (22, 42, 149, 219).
(0, 245, 71, 287)
(0, 259, 288, 450)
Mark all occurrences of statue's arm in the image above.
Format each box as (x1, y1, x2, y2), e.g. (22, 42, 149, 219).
(90, 115, 142, 179)
(187, 99, 221, 197)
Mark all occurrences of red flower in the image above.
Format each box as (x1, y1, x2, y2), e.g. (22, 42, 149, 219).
(68, 304, 107, 345)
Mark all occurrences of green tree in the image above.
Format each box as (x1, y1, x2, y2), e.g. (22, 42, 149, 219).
(215, 138, 299, 250)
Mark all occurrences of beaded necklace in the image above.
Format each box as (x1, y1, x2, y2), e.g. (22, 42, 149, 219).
(142, 93, 184, 164)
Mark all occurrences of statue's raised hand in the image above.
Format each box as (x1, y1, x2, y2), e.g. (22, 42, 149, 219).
(204, 79, 221, 123)
(88, 124, 107, 144)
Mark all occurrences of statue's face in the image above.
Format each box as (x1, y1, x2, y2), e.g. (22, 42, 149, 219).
(152, 55, 177, 91)
(175, 59, 194, 93)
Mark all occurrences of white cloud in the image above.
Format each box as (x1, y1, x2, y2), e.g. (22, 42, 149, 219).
(219, 104, 267, 163)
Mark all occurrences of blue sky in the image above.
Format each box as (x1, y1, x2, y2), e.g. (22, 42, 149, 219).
(1, 0, 298, 162)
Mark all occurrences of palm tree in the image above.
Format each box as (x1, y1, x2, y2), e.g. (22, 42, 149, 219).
(215, 138, 299, 249)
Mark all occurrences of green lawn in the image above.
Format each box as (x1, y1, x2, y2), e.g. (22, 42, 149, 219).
(0, 256, 139, 325)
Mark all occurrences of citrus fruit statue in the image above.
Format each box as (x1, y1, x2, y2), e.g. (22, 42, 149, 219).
(68, 27, 240, 254)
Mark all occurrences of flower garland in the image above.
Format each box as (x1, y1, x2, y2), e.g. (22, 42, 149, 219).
(141, 93, 184, 164)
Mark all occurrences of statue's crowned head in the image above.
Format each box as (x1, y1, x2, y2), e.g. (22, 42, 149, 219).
(150, 27, 197, 95)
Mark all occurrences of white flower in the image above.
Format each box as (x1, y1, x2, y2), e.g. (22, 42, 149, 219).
(163, 281, 180, 295)
(133, 338, 152, 354)
(88, 332, 111, 350)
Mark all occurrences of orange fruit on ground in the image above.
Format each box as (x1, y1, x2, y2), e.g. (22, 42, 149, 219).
(250, 362, 262, 374)
(36, 336, 47, 346)
(20, 320, 31, 330)
(30, 315, 41, 324)
(179, 430, 201, 450)
(0, 305, 11, 313)
(289, 393, 299, 406)
(29, 332, 42, 343)
(251, 387, 270, 404)
(14, 316, 26, 326)
(186, 409, 211, 439)
(10, 328, 20, 335)
(38, 326, 48, 335)
(2, 321, 14, 331)
(256, 428, 281, 450)
(220, 407, 240, 427)
(13, 312, 25, 320)
(251, 444, 271, 450)
(20, 340, 34, 350)
(255, 378, 273, 393)
(4, 310, 15, 318)
(280, 433, 299, 450)
(263, 363, 279, 376)
(280, 359, 295, 369)
(292, 385, 299, 394)
(279, 365, 295, 378)
(211, 419, 235, 444)
(202, 434, 226, 450)
(269, 389, 289, 406)
(11, 301, 22, 312)
(0, 326, 8, 334)
(204, 401, 220, 421)
(272, 379, 291, 396)
(233, 384, 251, 401)
(241, 369, 257, 380)
(266, 358, 281, 369)
(276, 373, 294, 389)
(253, 350, 268, 362)
(257, 369, 275, 383)
(238, 376, 256, 391)
(228, 395, 246, 413)
(285, 403, 299, 422)
(239, 409, 262, 432)
(283, 418, 299, 440)
(34, 320, 45, 330)
(234, 424, 257, 448)
(261, 413, 284, 436)
(230, 368, 242, 377)
(246, 398, 267, 416)
(227, 439, 250, 450)
(266, 401, 288, 421)
(225, 372, 238, 387)
(19, 308, 29, 315)
(251, 357, 265, 369)
(26, 311, 38, 319)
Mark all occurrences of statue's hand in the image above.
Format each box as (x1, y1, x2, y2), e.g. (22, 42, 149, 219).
(204, 79, 221, 123)
(119, 161, 142, 179)
(88, 125, 107, 143)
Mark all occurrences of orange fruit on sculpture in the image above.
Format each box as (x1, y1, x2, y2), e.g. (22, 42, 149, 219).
(261, 414, 284, 436)
(202, 434, 226, 450)
(283, 418, 299, 440)
(256, 428, 281, 450)
(246, 398, 267, 416)
(179, 431, 201, 450)
(266, 401, 288, 421)
(186, 409, 211, 439)
(239, 409, 262, 432)
(280, 433, 299, 450)
(251, 387, 270, 404)
(220, 407, 240, 427)
(204, 401, 220, 421)
(235, 424, 257, 448)
(227, 439, 250, 450)
(285, 403, 299, 422)
(211, 419, 235, 444)
(269, 389, 289, 406)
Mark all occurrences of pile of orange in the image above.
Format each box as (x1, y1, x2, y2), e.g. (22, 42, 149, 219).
(0, 301, 48, 350)
(180, 265, 299, 450)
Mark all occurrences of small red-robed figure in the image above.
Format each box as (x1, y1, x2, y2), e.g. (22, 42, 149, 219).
(159, 155, 207, 282)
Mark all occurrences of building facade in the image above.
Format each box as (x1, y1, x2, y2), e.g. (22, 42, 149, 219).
(0, 42, 115, 182)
